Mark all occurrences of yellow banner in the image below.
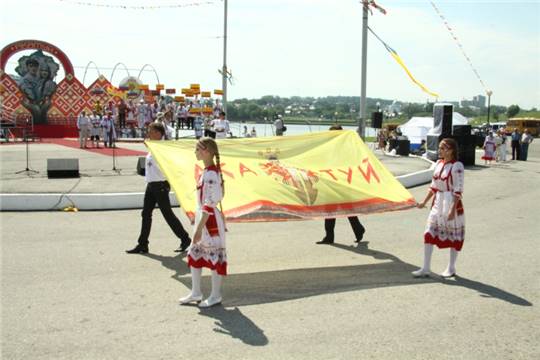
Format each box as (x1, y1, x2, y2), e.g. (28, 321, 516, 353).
(146, 131, 415, 223)
(390, 52, 439, 98)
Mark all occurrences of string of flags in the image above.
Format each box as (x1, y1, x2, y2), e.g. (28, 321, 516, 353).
(57, 0, 219, 10)
(368, 27, 439, 99)
(430, 1, 489, 95)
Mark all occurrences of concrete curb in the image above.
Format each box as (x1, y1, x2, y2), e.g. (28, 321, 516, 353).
(0, 155, 435, 211)
(0, 193, 179, 211)
(395, 155, 435, 188)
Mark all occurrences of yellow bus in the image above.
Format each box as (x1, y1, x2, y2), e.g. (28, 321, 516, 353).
(506, 118, 540, 137)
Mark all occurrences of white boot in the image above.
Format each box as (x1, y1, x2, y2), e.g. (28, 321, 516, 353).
(179, 267, 203, 304)
(441, 249, 458, 278)
(412, 244, 433, 277)
(199, 270, 222, 308)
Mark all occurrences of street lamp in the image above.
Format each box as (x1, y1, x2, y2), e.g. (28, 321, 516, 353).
(486, 90, 493, 126)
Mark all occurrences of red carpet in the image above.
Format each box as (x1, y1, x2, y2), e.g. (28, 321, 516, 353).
(43, 138, 147, 157)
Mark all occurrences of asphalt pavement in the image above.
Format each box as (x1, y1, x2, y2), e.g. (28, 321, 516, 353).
(1, 142, 539, 359)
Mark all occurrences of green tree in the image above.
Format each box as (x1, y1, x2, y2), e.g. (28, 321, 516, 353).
(506, 104, 520, 118)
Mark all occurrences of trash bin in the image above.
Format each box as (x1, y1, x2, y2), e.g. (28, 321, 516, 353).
(397, 139, 410, 156)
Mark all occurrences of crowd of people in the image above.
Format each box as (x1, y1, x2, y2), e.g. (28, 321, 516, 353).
(75, 97, 234, 148)
(482, 128, 534, 164)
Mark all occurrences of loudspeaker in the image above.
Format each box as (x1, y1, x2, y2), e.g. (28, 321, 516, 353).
(427, 135, 476, 165)
(136, 157, 146, 176)
(433, 104, 453, 135)
(397, 139, 410, 156)
(457, 144, 476, 166)
(371, 112, 383, 129)
(426, 134, 442, 161)
(47, 158, 79, 178)
(453, 134, 476, 147)
(453, 125, 472, 136)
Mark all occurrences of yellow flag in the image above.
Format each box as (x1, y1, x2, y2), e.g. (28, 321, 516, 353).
(146, 131, 415, 223)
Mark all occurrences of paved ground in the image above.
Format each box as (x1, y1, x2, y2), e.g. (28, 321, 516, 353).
(1, 143, 539, 359)
(0, 140, 430, 194)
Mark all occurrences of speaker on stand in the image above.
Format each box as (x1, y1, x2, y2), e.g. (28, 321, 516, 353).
(371, 111, 383, 129)
(433, 104, 453, 136)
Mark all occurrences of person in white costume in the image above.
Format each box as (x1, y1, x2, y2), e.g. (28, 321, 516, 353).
(89, 111, 102, 148)
(497, 130, 507, 162)
(413, 138, 465, 278)
(211, 111, 230, 139)
(180, 137, 227, 308)
(76, 110, 91, 148)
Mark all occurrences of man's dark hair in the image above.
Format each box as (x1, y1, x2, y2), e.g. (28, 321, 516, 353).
(148, 122, 165, 136)
(26, 58, 39, 67)
(220, 111, 226, 117)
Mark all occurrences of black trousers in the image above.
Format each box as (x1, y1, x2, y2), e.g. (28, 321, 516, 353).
(511, 140, 521, 160)
(324, 217, 365, 241)
(205, 129, 216, 139)
(137, 181, 190, 246)
(118, 113, 126, 128)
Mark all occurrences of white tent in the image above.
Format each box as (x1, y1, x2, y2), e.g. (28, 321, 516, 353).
(398, 112, 469, 146)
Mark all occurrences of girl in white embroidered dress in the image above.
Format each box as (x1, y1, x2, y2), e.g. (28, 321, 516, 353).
(482, 132, 496, 164)
(180, 137, 226, 308)
(413, 138, 465, 278)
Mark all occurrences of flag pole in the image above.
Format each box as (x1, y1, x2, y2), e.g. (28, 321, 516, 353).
(222, 0, 228, 114)
(358, 1, 369, 140)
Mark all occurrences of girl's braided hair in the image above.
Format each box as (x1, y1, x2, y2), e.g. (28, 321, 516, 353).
(198, 137, 225, 195)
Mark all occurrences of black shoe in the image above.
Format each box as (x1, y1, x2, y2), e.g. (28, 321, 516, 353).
(174, 238, 192, 252)
(354, 229, 366, 243)
(126, 244, 148, 254)
(316, 237, 334, 245)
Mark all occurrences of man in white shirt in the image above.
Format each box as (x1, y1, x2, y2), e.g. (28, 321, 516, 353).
(211, 111, 230, 139)
(77, 111, 91, 148)
(126, 122, 192, 254)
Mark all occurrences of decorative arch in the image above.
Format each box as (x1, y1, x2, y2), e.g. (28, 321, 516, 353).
(137, 64, 160, 84)
(110, 62, 130, 85)
(0, 39, 74, 77)
(82, 61, 102, 85)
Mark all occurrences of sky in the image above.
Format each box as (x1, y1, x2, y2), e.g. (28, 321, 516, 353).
(2, 0, 539, 109)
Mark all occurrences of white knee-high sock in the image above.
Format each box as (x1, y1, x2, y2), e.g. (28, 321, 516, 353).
(210, 270, 222, 300)
(448, 249, 458, 273)
(191, 267, 202, 297)
(423, 244, 434, 271)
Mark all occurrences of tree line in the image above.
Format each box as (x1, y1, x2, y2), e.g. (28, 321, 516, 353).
(224, 95, 533, 124)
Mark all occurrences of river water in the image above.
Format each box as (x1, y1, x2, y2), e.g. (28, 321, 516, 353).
(171, 122, 378, 139)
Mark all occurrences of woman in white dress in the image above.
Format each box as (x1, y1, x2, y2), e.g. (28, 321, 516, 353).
(180, 137, 227, 308)
(413, 138, 465, 278)
(482, 132, 496, 165)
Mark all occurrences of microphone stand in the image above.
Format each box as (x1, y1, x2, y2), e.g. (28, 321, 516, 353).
(15, 126, 39, 175)
(111, 123, 119, 173)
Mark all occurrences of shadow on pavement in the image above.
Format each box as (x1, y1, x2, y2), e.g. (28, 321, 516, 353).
(146, 242, 532, 308)
(144, 252, 189, 280)
(333, 242, 532, 307)
(197, 306, 269, 346)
